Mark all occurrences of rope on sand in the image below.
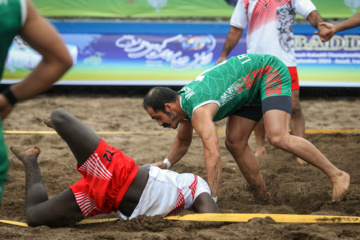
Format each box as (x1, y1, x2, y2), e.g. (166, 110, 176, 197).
(3, 129, 360, 135)
(164, 213, 360, 224)
(2, 213, 360, 227)
(0, 218, 120, 227)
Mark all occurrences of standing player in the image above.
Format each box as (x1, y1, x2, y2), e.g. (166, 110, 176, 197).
(11, 108, 217, 227)
(215, 0, 327, 164)
(144, 54, 350, 204)
(0, 0, 73, 203)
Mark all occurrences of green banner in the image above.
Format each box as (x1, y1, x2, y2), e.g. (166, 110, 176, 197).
(32, 0, 359, 19)
(31, 0, 234, 18)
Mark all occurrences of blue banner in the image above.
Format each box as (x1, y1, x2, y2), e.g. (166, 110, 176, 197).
(3, 22, 360, 87)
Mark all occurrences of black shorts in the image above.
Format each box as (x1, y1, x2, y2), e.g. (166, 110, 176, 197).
(232, 96, 292, 122)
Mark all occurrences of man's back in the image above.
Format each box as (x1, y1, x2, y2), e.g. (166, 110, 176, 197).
(179, 54, 291, 122)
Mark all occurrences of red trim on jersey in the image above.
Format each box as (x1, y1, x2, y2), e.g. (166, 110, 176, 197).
(247, 0, 291, 35)
(165, 189, 185, 217)
(189, 175, 198, 201)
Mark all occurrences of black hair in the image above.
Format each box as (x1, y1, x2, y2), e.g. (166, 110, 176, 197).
(143, 87, 178, 112)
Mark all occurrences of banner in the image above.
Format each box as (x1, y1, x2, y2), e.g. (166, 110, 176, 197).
(3, 22, 360, 87)
(295, 34, 360, 87)
(31, 0, 360, 19)
(32, 0, 234, 18)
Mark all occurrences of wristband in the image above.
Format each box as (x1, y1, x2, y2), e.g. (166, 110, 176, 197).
(163, 158, 171, 169)
(2, 88, 18, 106)
(212, 196, 218, 203)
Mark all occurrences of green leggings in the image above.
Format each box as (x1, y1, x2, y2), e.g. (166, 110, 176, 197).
(0, 120, 9, 203)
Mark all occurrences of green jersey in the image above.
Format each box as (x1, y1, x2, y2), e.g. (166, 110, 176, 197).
(0, 0, 26, 79)
(0, 0, 25, 202)
(179, 54, 292, 122)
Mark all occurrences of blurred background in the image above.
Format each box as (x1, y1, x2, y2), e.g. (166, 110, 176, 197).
(2, 0, 360, 97)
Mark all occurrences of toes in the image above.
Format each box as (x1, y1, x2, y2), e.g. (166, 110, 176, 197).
(43, 118, 54, 128)
(10, 146, 41, 159)
(10, 146, 25, 156)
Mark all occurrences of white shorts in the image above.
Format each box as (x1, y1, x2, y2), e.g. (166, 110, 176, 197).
(115, 165, 211, 220)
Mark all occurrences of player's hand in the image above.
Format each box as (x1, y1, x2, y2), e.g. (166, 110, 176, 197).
(151, 161, 167, 169)
(214, 56, 227, 65)
(315, 22, 335, 42)
(0, 94, 13, 120)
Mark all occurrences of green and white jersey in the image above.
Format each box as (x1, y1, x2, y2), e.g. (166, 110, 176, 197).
(179, 54, 292, 122)
(0, 0, 27, 79)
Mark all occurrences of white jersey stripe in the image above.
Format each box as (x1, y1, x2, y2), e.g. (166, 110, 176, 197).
(79, 153, 113, 181)
(74, 192, 97, 218)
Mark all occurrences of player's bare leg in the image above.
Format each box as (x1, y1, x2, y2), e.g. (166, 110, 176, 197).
(290, 90, 307, 165)
(10, 146, 47, 208)
(254, 119, 267, 157)
(263, 109, 350, 203)
(10, 146, 83, 227)
(226, 115, 272, 203)
(192, 192, 219, 213)
(45, 108, 100, 167)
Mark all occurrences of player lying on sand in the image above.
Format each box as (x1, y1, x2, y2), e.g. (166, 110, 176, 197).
(10, 108, 218, 227)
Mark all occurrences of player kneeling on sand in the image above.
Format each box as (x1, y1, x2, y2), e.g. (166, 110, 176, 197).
(11, 108, 218, 227)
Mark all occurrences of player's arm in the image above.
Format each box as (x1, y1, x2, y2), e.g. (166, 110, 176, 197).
(215, 26, 244, 64)
(307, 10, 323, 29)
(15, 0, 73, 99)
(306, 10, 328, 42)
(152, 119, 193, 169)
(317, 12, 360, 42)
(333, 12, 360, 33)
(0, 0, 73, 119)
(191, 103, 221, 199)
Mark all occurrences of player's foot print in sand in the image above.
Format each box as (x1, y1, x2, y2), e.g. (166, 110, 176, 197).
(10, 146, 41, 164)
(331, 171, 350, 203)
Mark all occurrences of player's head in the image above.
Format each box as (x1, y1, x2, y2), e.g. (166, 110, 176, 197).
(143, 87, 181, 129)
(143, 87, 178, 112)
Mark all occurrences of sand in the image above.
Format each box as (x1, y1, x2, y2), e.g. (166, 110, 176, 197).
(0, 94, 359, 239)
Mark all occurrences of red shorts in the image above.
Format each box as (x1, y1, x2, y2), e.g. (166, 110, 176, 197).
(69, 138, 139, 218)
(288, 66, 300, 90)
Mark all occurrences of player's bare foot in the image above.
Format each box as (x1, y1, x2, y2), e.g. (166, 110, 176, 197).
(255, 190, 273, 204)
(296, 157, 307, 165)
(252, 181, 273, 204)
(10, 146, 41, 164)
(254, 149, 267, 158)
(331, 171, 350, 203)
(43, 118, 54, 128)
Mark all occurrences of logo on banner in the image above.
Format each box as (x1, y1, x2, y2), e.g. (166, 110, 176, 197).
(115, 34, 216, 70)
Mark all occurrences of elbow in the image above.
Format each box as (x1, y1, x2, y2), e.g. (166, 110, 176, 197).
(54, 49, 74, 72)
(62, 53, 74, 70)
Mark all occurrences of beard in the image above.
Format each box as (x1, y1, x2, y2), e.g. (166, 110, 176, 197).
(163, 110, 180, 129)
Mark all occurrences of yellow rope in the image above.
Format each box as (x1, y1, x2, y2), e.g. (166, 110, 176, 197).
(165, 213, 360, 224)
(3, 129, 360, 135)
(2, 212, 360, 227)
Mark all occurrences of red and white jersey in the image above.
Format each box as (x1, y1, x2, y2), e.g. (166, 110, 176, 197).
(230, 0, 316, 66)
